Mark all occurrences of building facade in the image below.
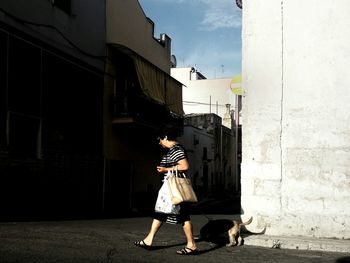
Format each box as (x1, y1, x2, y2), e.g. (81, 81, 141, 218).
(0, 0, 182, 219)
(103, 0, 183, 216)
(241, 0, 350, 239)
(0, 0, 106, 219)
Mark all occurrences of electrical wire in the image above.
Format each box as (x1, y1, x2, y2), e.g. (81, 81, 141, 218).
(0, 7, 107, 61)
(183, 100, 230, 108)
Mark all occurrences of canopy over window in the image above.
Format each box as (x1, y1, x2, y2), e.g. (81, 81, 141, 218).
(133, 55, 183, 116)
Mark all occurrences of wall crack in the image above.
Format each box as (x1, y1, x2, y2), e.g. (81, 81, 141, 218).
(279, 0, 284, 209)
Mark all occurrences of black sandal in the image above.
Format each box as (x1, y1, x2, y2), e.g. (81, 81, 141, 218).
(134, 240, 152, 250)
(176, 247, 199, 255)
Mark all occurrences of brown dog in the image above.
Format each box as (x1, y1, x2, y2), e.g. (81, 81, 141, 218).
(226, 217, 253, 247)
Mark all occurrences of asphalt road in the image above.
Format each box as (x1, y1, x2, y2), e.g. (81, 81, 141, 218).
(0, 217, 350, 263)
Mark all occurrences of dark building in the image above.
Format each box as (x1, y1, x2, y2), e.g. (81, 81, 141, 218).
(0, 0, 182, 220)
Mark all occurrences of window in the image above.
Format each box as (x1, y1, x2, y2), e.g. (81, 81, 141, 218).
(52, 0, 71, 15)
(8, 36, 41, 116)
(8, 113, 41, 158)
(202, 147, 207, 160)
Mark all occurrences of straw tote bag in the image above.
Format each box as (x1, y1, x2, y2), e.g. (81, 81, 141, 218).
(167, 167, 198, 205)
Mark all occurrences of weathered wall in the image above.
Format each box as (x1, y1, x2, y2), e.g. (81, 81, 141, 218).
(242, 0, 350, 238)
(0, 0, 106, 69)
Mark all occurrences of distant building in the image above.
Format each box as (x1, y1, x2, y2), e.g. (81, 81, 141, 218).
(171, 67, 241, 129)
(172, 67, 241, 201)
(178, 114, 238, 201)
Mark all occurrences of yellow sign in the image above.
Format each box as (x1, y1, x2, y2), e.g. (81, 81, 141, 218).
(230, 75, 243, 95)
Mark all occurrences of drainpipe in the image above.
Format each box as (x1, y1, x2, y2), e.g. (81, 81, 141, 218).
(209, 95, 211, 114)
(235, 94, 239, 192)
(221, 124, 223, 191)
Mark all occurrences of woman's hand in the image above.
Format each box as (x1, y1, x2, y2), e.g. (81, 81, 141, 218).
(157, 166, 167, 173)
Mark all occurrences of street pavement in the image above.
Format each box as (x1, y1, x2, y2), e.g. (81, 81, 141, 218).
(1, 215, 350, 263)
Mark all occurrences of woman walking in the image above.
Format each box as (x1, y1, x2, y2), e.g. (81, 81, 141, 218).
(134, 128, 199, 255)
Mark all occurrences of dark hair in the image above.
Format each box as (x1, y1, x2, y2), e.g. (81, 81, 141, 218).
(157, 127, 179, 141)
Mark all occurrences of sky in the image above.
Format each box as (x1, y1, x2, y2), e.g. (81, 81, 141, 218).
(138, 0, 242, 79)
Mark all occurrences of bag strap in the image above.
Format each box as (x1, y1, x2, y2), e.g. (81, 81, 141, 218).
(166, 165, 188, 179)
(164, 166, 175, 180)
(174, 165, 188, 178)
(174, 165, 178, 177)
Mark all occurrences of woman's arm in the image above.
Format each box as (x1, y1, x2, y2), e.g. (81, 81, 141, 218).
(176, 158, 189, 171)
(156, 158, 189, 173)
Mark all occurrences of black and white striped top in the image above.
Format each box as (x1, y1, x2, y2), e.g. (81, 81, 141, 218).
(159, 144, 187, 168)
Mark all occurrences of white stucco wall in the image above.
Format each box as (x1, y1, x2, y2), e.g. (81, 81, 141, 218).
(242, 0, 350, 238)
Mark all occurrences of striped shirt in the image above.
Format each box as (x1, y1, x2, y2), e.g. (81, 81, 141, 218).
(159, 144, 187, 168)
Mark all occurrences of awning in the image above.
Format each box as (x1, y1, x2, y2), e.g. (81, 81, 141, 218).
(133, 55, 184, 116)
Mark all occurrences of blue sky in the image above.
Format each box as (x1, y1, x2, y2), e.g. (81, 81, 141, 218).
(138, 0, 242, 79)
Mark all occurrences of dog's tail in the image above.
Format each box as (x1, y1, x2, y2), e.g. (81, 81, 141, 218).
(239, 216, 253, 227)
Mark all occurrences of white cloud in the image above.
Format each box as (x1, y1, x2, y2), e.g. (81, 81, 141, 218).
(141, 0, 242, 31)
(199, 0, 242, 30)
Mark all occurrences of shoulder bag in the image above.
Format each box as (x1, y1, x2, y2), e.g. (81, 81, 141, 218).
(167, 167, 198, 205)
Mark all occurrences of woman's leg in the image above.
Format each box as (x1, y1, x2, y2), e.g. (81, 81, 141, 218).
(181, 220, 197, 249)
(142, 219, 163, 246)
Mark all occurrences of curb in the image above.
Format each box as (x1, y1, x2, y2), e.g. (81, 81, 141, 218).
(244, 235, 350, 253)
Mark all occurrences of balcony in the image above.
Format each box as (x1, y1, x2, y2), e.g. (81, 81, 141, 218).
(109, 46, 183, 130)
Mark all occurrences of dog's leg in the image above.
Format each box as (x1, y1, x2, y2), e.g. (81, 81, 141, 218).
(226, 233, 235, 246)
(234, 234, 240, 246)
(237, 235, 243, 246)
(226, 222, 239, 246)
(227, 217, 253, 248)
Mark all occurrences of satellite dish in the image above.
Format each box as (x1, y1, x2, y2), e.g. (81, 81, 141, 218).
(170, 55, 177, 68)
